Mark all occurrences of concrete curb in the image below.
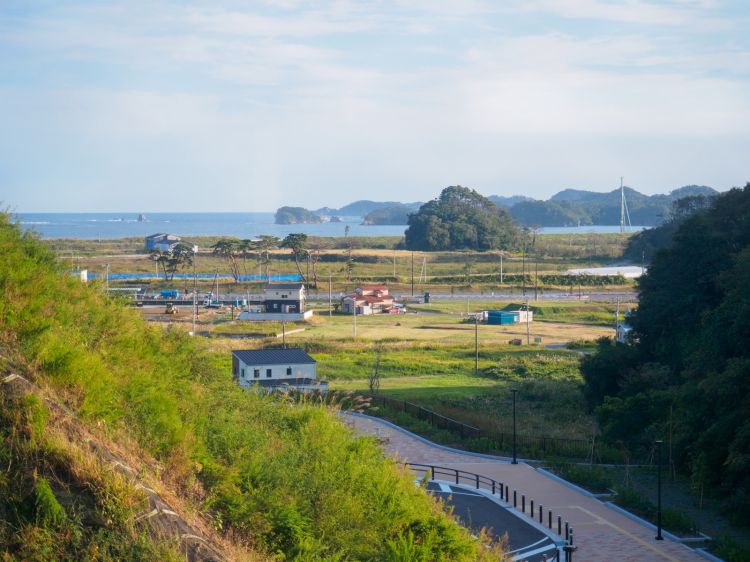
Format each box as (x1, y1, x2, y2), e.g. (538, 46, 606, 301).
(345, 412, 516, 462)
(694, 548, 725, 562)
(604, 501, 685, 544)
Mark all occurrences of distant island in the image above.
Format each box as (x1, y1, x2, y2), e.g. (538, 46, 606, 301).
(316, 200, 421, 217)
(361, 204, 414, 225)
(274, 206, 323, 225)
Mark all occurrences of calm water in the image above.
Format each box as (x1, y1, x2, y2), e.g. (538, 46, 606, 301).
(15, 212, 645, 239)
(15, 212, 406, 240)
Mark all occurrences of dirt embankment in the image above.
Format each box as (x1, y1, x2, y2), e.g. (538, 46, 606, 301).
(0, 363, 233, 562)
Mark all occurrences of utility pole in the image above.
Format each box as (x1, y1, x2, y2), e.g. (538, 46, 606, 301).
(522, 238, 527, 297)
(411, 252, 414, 297)
(353, 301, 357, 338)
(328, 274, 332, 317)
(192, 261, 197, 336)
(620, 176, 625, 234)
(393, 251, 396, 278)
(525, 298, 530, 345)
(615, 298, 620, 340)
(534, 257, 538, 301)
(474, 313, 479, 376)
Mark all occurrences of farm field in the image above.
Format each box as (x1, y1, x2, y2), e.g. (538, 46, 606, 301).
(142, 303, 612, 441)
(50, 232, 637, 296)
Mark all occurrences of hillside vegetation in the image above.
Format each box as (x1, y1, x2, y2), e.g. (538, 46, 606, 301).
(582, 184, 750, 524)
(0, 214, 505, 561)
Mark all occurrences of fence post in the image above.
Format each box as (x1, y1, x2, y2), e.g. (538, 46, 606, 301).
(492, 480, 495, 495)
(431, 466, 434, 480)
(455, 469, 459, 485)
(557, 515, 562, 536)
(475, 474, 479, 489)
(539, 505, 543, 524)
(548, 510, 552, 529)
(530, 499, 534, 517)
(522, 495, 526, 514)
(513, 490, 517, 508)
(565, 521, 569, 541)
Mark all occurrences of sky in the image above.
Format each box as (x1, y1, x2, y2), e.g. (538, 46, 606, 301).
(1, 0, 749, 212)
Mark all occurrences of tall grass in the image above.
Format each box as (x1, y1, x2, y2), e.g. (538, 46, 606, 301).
(0, 215, 504, 560)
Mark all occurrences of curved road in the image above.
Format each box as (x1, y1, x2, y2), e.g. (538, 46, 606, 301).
(346, 413, 709, 562)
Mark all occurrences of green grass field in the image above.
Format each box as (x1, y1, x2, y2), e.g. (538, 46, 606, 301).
(410, 300, 636, 326)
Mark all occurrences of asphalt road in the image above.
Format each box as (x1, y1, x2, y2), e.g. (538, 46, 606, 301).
(426, 482, 560, 561)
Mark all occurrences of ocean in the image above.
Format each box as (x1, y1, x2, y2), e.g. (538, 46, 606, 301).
(14, 212, 645, 240)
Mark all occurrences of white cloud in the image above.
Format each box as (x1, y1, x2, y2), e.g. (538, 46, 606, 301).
(0, 0, 748, 211)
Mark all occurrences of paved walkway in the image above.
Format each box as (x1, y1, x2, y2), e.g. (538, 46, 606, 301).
(347, 414, 708, 562)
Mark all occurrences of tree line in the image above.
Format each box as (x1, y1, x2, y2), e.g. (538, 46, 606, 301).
(581, 184, 750, 524)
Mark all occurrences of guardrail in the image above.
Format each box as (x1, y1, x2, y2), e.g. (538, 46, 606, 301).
(405, 462, 576, 561)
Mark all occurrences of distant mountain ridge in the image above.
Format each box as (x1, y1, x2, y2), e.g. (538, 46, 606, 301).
(278, 186, 718, 227)
(316, 200, 422, 217)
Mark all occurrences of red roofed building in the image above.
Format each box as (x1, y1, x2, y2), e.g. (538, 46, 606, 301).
(342, 285, 396, 315)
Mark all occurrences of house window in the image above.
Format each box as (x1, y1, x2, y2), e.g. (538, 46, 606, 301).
(286, 367, 292, 376)
(281, 294, 288, 299)
(254, 369, 260, 378)
(266, 368, 272, 378)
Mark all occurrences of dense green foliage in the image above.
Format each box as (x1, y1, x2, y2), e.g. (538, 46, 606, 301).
(404, 186, 519, 251)
(0, 214, 498, 560)
(275, 206, 322, 225)
(622, 194, 715, 263)
(362, 205, 412, 225)
(581, 185, 750, 524)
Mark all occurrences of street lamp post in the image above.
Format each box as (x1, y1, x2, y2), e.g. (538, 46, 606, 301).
(511, 388, 518, 464)
(655, 439, 664, 540)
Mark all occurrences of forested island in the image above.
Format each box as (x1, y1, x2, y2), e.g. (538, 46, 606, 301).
(361, 204, 413, 225)
(404, 186, 519, 251)
(274, 206, 323, 224)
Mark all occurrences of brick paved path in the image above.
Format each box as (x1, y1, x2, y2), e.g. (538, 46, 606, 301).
(348, 414, 707, 562)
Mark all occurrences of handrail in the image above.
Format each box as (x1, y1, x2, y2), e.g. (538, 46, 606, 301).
(405, 462, 576, 561)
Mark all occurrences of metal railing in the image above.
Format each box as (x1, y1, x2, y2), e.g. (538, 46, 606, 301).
(406, 462, 576, 561)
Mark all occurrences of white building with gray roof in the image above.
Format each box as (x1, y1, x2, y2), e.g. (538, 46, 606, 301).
(231, 348, 327, 392)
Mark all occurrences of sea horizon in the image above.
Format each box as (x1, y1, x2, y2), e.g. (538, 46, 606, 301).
(13, 211, 645, 240)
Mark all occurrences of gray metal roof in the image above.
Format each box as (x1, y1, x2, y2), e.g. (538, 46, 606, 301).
(232, 348, 315, 365)
(253, 378, 324, 387)
(265, 283, 305, 290)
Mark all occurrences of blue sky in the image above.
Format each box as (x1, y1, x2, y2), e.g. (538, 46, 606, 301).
(1, 0, 748, 212)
